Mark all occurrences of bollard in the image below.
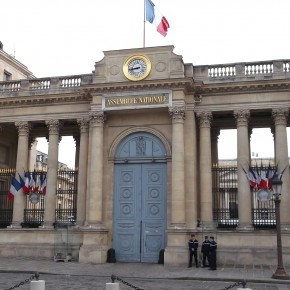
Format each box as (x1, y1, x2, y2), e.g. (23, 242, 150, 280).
(30, 280, 45, 290)
(106, 282, 119, 290)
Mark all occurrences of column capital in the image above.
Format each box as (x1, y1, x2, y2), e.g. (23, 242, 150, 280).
(272, 108, 289, 126)
(77, 118, 90, 133)
(15, 121, 31, 136)
(169, 106, 185, 121)
(197, 111, 212, 128)
(234, 109, 250, 126)
(89, 111, 106, 126)
(45, 120, 62, 134)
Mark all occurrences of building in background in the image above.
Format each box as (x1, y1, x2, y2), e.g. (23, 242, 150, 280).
(0, 44, 289, 267)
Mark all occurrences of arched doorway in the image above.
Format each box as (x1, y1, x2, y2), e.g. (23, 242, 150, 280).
(113, 132, 167, 263)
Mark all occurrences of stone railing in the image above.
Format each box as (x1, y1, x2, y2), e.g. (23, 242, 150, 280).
(0, 74, 92, 95)
(194, 59, 290, 82)
(1, 59, 290, 96)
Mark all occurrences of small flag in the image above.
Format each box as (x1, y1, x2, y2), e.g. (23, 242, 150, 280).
(8, 176, 23, 200)
(39, 172, 47, 195)
(145, 0, 170, 36)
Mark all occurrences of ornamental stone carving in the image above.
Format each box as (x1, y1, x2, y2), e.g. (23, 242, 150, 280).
(234, 109, 250, 126)
(168, 106, 185, 121)
(45, 120, 62, 143)
(272, 108, 289, 126)
(89, 111, 106, 126)
(15, 121, 30, 136)
(77, 118, 90, 133)
(197, 111, 212, 128)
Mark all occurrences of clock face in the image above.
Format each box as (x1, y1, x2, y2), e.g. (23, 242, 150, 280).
(123, 55, 151, 81)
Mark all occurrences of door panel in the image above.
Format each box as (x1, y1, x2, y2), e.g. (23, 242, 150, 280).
(113, 163, 166, 263)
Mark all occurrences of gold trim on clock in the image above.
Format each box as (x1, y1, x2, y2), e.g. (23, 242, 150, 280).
(123, 55, 152, 81)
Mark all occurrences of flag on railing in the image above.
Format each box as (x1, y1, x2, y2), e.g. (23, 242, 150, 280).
(145, 0, 170, 36)
(39, 171, 47, 195)
(23, 171, 31, 194)
(30, 170, 36, 192)
(8, 175, 23, 200)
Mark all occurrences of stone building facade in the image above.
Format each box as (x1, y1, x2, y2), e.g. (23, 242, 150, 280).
(0, 45, 289, 266)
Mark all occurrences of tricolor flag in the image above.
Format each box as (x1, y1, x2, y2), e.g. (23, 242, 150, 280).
(145, 0, 170, 36)
(39, 172, 47, 195)
(23, 171, 31, 194)
(8, 176, 23, 200)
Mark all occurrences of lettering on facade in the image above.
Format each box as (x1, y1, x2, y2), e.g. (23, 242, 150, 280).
(103, 92, 171, 110)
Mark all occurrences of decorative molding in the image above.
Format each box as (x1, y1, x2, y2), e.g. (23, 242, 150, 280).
(197, 111, 212, 128)
(15, 121, 31, 136)
(168, 106, 185, 121)
(234, 109, 250, 126)
(272, 108, 289, 126)
(77, 118, 90, 133)
(89, 111, 106, 126)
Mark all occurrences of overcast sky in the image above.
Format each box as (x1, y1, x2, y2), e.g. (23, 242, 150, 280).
(2, 0, 289, 167)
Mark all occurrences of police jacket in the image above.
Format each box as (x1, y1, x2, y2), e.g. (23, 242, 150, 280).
(210, 241, 217, 252)
(201, 240, 211, 252)
(188, 239, 198, 251)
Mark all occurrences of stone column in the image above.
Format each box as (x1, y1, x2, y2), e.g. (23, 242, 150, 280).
(43, 120, 61, 227)
(272, 108, 290, 228)
(74, 135, 80, 169)
(197, 112, 214, 229)
(184, 105, 198, 229)
(211, 129, 220, 166)
(234, 109, 253, 230)
(169, 105, 186, 227)
(87, 111, 105, 227)
(11, 122, 30, 227)
(76, 118, 89, 226)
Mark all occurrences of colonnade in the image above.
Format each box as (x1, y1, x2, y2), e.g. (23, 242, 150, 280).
(10, 106, 290, 230)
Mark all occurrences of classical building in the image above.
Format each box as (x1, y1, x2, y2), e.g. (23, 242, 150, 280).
(0, 45, 289, 266)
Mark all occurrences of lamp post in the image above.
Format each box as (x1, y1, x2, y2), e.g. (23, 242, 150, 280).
(272, 177, 290, 280)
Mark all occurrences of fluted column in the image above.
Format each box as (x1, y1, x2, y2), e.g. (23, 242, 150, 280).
(272, 108, 290, 228)
(169, 105, 186, 226)
(76, 118, 89, 226)
(43, 120, 61, 227)
(197, 112, 214, 229)
(211, 129, 220, 166)
(87, 111, 105, 226)
(11, 122, 30, 227)
(234, 109, 252, 230)
(74, 135, 80, 169)
(184, 105, 198, 229)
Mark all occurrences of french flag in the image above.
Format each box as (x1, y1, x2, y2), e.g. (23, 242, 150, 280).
(146, 0, 170, 37)
(8, 176, 23, 201)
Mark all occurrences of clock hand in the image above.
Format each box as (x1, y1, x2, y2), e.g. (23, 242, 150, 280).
(129, 66, 141, 71)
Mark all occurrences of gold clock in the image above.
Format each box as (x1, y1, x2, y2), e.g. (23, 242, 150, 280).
(123, 55, 151, 81)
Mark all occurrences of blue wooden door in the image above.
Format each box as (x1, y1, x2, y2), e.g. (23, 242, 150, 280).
(113, 162, 166, 263)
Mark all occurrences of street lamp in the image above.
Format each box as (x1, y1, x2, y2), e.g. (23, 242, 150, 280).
(272, 176, 290, 280)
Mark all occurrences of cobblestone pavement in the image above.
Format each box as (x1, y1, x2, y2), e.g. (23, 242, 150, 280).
(0, 258, 290, 290)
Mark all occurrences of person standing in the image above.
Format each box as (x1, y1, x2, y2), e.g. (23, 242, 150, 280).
(188, 234, 199, 268)
(201, 235, 210, 267)
(209, 236, 217, 270)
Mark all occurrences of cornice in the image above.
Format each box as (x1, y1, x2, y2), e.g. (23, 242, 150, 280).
(82, 78, 195, 94)
(198, 79, 290, 95)
(0, 93, 91, 108)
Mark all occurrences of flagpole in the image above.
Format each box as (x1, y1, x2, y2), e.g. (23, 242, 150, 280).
(143, 0, 146, 47)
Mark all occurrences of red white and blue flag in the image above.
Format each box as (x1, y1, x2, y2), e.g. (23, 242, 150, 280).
(23, 171, 31, 194)
(145, 0, 170, 36)
(39, 171, 47, 195)
(8, 175, 23, 200)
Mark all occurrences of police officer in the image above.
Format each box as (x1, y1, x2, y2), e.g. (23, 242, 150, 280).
(188, 234, 199, 268)
(201, 235, 210, 267)
(209, 236, 217, 270)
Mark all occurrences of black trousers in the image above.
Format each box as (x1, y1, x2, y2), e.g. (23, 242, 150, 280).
(202, 251, 210, 266)
(210, 250, 216, 269)
(188, 249, 198, 267)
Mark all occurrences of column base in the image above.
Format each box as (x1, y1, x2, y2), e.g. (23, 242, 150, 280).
(237, 223, 254, 231)
(7, 223, 22, 229)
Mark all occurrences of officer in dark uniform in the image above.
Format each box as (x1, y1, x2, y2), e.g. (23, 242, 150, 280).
(209, 236, 217, 270)
(188, 234, 199, 268)
(201, 235, 210, 267)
